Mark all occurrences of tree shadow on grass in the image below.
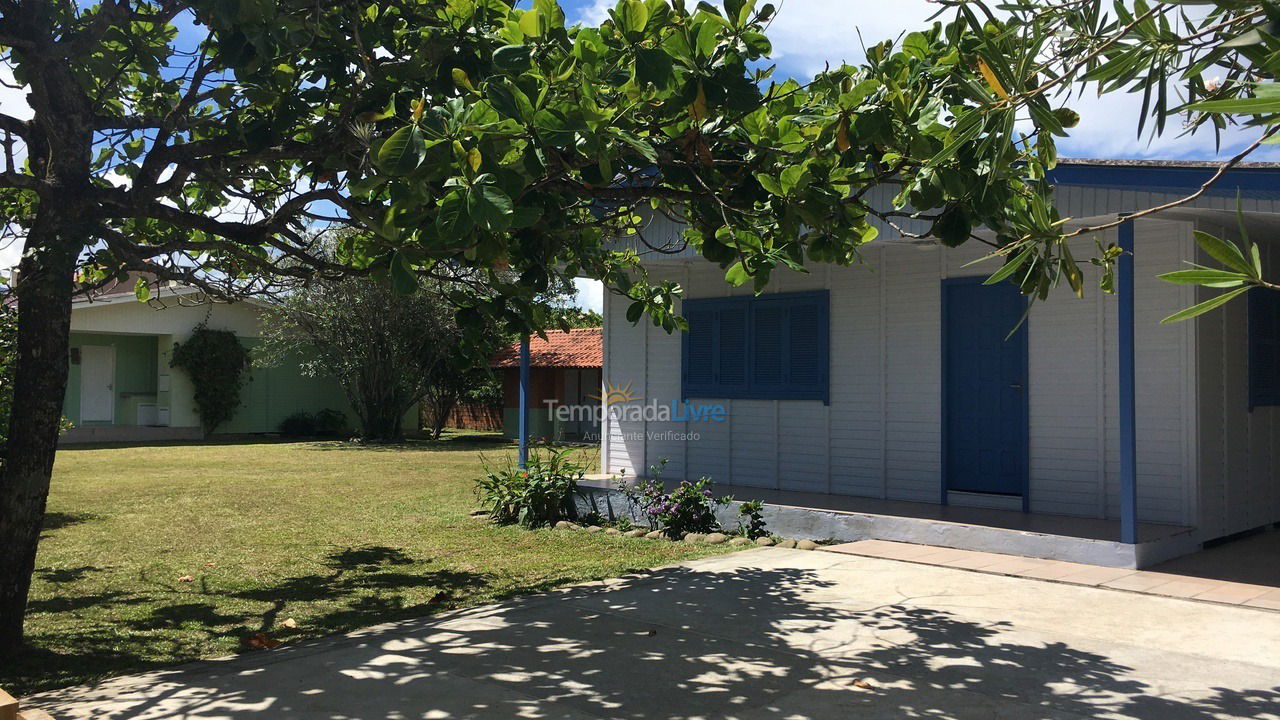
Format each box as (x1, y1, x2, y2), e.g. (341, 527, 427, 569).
(24, 562, 1280, 720)
(6, 545, 489, 697)
(306, 434, 513, 453)
(39, 511, 101, 535)
(36, 565, 104, 584)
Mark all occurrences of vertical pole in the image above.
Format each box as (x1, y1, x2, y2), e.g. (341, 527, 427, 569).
(1118, 215, 1138, 544)
(518, 336, 530, 469)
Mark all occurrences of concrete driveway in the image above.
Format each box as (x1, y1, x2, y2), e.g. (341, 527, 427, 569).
(28, 548, 1280, 719)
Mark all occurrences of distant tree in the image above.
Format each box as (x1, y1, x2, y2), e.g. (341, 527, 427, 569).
(553, 306, 603, 329)
(257, 273, 507, 443)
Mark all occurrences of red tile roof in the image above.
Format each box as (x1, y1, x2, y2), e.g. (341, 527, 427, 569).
(491, 327, 602, 368)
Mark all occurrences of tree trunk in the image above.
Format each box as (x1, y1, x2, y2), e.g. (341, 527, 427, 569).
(0, 225, 78, 649)
(360, 400, 406, 443)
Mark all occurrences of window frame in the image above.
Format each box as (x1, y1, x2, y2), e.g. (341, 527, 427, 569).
(680, 290, 829, 404)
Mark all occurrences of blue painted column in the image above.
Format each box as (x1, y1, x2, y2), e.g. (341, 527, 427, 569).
(1117, 215, 1138, 544)
(518, 337, 530, 469)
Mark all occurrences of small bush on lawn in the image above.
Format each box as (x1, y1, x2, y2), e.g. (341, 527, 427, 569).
(477, 444, 584, 528)
(278, 409, 349, 437)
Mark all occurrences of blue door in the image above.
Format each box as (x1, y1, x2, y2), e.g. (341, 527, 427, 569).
(943, 278, 1029, 497)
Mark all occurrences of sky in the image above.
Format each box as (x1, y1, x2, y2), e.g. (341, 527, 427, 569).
(2, 1, 1272, 312)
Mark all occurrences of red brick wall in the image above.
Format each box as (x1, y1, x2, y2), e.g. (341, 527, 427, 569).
(445, 402, 503, 431)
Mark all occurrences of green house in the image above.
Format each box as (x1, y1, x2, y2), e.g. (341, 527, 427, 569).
(62, 280, 371, 444)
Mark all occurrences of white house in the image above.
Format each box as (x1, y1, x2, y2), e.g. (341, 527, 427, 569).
(61, 278, 363, 444)
(591, 160, 1280, 567)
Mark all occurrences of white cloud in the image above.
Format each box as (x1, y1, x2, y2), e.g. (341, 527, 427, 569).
(577, 0, 612, 24)
(572, 277, 604, 313)
(0, 62, 33, 121)
(0, 231, 22, 274)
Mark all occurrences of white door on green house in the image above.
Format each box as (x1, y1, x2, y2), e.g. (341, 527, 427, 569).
(79, 345, 115, 423)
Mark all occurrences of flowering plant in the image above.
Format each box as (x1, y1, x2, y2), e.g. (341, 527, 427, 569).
(476, 443, 584, 528)
(621, 459, 728, 539)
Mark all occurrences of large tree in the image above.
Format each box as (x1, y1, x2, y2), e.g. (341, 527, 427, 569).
(1, 0, 1276, 648)
(257, 269, 509, 443)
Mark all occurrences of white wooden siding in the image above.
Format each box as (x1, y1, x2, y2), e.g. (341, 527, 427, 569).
(602, 217, 1201, 526)
(1195, 219, 1280, 539)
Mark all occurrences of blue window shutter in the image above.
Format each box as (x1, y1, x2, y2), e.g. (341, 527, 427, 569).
(1250, 289, 1280, 407)
(683, 303, 715, 392)
(751, 303, 786, 386)
(716, 305, 749, 387)
(786, 296, 826, 391)
(681, 290, 828, 402)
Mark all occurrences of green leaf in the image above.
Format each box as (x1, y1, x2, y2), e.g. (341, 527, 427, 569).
(389, 250, 418, 294)
(356, 95, 396, 123)
(1192, 230, 1256, 276)
(615, 0, 650, 39)
(779, 164, 809, 194)
(376, 126, 427, 175)
(902, 32, 929, 59)
(518, 9, 544, 39)
(1161, 287, 1252, 324)
(626, 300, 644, 324)
(1186, 95, 1280, 115)
(725, 262, 749, 286)
(1157, 269, 1251, 288)
(435, 191, 473, 240)
(493, 45, 533, 72)
(485, 80, 533, 122)
(134, 278, 151, 302)
(983, 245, 1035, 285)
(741, 31, 771, 57)
(1220, 28, 1264, 49)
(611, 129, 657, 162)
(755, 173, 784, 197)
(466, 184, 514, 231)
(348, 174, 388, 195)
(634, 48, 674, 90)
(451, 68, 475, 92)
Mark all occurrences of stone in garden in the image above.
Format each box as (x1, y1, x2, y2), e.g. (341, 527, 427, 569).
(755, 537, 775, 547)
(585, 526, 603, 533)
(729, 537, 751, 546)
(554, 521, 572, 529)
(776, 539, 797, 549)
(625, 529, 647, 538)
(796, 540, 818, 550)
(605, 527, 621, 535)
(645, 530, 663, 539)
(704, 533, 728, 544)
(684, 533, 706, 543)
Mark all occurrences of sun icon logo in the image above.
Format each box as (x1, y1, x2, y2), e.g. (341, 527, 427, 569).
(591, 380, 639, 406)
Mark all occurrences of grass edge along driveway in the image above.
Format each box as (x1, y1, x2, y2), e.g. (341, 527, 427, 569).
(7, 433, 736, 696)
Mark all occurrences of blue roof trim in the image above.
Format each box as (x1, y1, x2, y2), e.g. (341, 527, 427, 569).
(1046, 163, 1280, 200)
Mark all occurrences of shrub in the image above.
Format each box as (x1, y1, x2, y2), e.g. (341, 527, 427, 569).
(621, 462, 729, 539)
(170, 324, 250, 433)
(278, 412, 315, 436)
(313, 408, 348, 435)
(278, 409, 348, 437)
(476, 444, 584, 528)
(737, 500, 769, 539)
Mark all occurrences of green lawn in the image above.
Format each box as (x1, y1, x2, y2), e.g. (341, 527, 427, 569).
(6, 433, 734, 696)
